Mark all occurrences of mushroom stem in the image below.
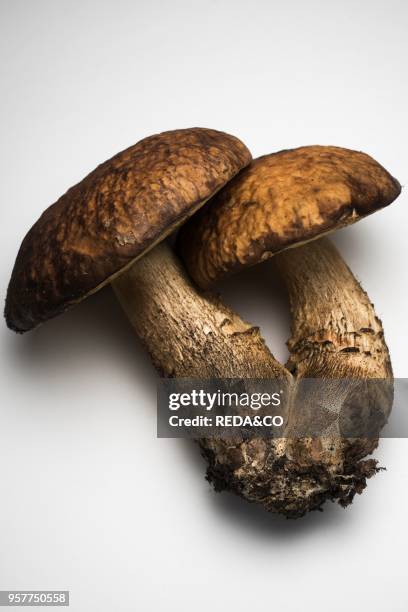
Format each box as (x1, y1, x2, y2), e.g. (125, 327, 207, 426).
(270, 238, 393, 513)
(273, 238, 392, 379)
(112, 241, 288, 379)
(112, 241, 294, 514)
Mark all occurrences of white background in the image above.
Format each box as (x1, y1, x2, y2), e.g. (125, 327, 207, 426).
(0, 1, 407, 611)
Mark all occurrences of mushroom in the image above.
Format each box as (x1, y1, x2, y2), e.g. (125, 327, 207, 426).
(5, 128, 253, 334)
(178, 146, 401, 516)
(6, 126, 291, 379)
(5, 127, 290, 497)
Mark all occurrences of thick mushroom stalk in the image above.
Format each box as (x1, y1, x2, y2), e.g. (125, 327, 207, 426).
(275, 238, 392, 380)
(112, 241, 294, 510)
(271, 238, 393, 515)
(198, 240, 393, 518)
(112, 241, 289, 380)
(202, 240, 392, 518)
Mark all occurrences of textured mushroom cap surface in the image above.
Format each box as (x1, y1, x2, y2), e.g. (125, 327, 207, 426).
(178, 145, 401, 287)
(5, 128, 251, 332)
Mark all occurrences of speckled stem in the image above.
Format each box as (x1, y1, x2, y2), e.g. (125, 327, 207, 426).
(112, 241, 288, 379)
(274, 238, 392, 380)
(267, 238, 393, 515)
(201, 239, 393, 518)
(112, 241, 295, 512)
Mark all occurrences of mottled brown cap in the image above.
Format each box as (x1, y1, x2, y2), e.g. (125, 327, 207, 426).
(178, 145, 401, 287)
(5, 128, 251, 332)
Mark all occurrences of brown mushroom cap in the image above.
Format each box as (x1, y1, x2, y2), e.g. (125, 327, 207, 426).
(178, 145, 401, 287)
(5, 128, 251, 332)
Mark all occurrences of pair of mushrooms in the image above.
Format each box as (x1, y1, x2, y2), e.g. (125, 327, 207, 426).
(6, 128, 401, 517)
